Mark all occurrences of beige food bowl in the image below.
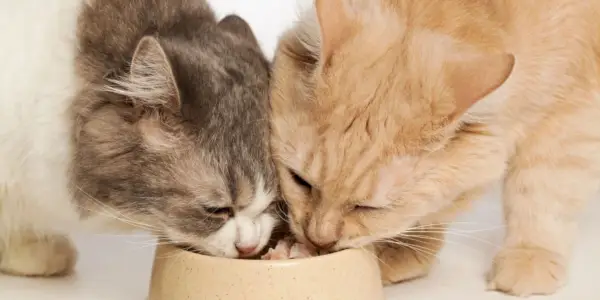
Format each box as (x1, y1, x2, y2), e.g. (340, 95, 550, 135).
(149, 245, 385, 300)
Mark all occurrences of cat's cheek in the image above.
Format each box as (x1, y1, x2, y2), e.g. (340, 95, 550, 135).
(234, 214, 278, 257)
(337, 211, 417, 249)
(334, 216, 374, 250)
(286, 212, 310, 245)
(284, 198, 313, 243)
(255, 214, 278, 253)
(202, 220, 239, 258)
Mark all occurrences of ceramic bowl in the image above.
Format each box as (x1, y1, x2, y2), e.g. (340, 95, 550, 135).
(148, 244, 385, 300)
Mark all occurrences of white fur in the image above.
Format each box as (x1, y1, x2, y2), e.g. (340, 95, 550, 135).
(0, 0, 90, 276)
(202, 178, 277, 258)
(176, 179, 277, 258)
(0, 0, 87, 237)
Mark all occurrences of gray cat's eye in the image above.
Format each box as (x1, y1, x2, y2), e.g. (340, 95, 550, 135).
(205, 206, 234, 218)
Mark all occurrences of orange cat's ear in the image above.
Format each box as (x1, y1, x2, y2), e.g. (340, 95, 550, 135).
(315, 0, 350, 61)
(315, 0, 359, 62)
(447, 53, 515, 117)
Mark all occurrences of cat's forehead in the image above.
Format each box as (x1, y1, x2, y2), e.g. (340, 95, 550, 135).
(270, 19, 452, 176)
(167, 149, 275, 207)
(159, 30, 275, 193)
(276, 131, 422, 203)
(273, 99, 441, 154)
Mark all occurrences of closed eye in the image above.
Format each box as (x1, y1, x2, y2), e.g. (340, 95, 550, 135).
(288, 169, 312, 190)
(353, 204, 382, 211)
(205, 206, 234, 218)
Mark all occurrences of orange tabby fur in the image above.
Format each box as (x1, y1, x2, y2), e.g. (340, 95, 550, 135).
(270, 0, 600, 297)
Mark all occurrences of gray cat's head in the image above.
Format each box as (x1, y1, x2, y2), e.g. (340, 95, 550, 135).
(73, 13, 282, 258)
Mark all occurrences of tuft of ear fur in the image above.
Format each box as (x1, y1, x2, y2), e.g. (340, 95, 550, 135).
(218, 15, 260, 47)
(294, 6, 321, 59)
(104, 36, 181, 112)
(447, 53, 515, 117)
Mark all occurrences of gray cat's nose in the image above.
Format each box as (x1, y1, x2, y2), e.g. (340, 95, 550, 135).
(236, 245, 257, 256)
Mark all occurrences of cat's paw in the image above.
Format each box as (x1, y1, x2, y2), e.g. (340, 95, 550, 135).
(0, 234, 77, 277)
(487, 247, 566, 297)
(375, 236, 443, 285)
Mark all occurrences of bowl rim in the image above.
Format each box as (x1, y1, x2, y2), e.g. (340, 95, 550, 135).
(155, 244, 373, 267)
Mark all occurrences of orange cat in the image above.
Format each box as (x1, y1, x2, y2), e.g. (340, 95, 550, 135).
(270, 0, 600, 296)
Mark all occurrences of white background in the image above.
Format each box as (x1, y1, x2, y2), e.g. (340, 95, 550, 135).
(1, 0, 598, 299)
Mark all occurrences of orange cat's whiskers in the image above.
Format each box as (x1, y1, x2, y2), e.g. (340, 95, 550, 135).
(364, 221, 502, 252)
(443, 230, 501, 249)
(400, 234, 483, 255)
(360, 244, 393, 270)
(406, 223, 503, 249)
(378, 238, 439, 260)
(410, 221, 505, 231)
(408, 230, 501, 250)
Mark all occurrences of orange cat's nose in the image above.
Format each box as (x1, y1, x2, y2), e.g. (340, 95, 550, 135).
(306, 235, 336, 250)
(304, 222, 341, 251)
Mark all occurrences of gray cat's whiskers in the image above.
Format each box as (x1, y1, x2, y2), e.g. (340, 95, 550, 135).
(130, 239, 177, 251)
(274, 204, 290, 224)
(75, 186, 159, 232)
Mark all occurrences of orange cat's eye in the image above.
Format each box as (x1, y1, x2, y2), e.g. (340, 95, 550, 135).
(353, 205, 381, 211)
(288, 169, 312, 190)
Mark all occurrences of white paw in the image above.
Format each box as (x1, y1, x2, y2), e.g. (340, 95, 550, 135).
(487, 247, 566, 297)
(0, 234, 77, 277)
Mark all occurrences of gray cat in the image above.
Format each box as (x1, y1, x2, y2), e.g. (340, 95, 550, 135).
(0, 0, 280, 277)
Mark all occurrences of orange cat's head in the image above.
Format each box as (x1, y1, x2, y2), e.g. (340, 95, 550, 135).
(270, 0, 514, 251)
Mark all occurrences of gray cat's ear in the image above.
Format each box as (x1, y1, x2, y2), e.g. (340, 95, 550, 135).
(108, 36, 181, 113)
(218, 15, 260, 47)
(130, 36, 181, 112)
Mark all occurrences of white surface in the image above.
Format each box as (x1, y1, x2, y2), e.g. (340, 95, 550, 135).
(1, 0, 598, 299)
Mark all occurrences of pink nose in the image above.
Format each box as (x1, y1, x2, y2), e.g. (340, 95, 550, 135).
(236, 245, 257, 256)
